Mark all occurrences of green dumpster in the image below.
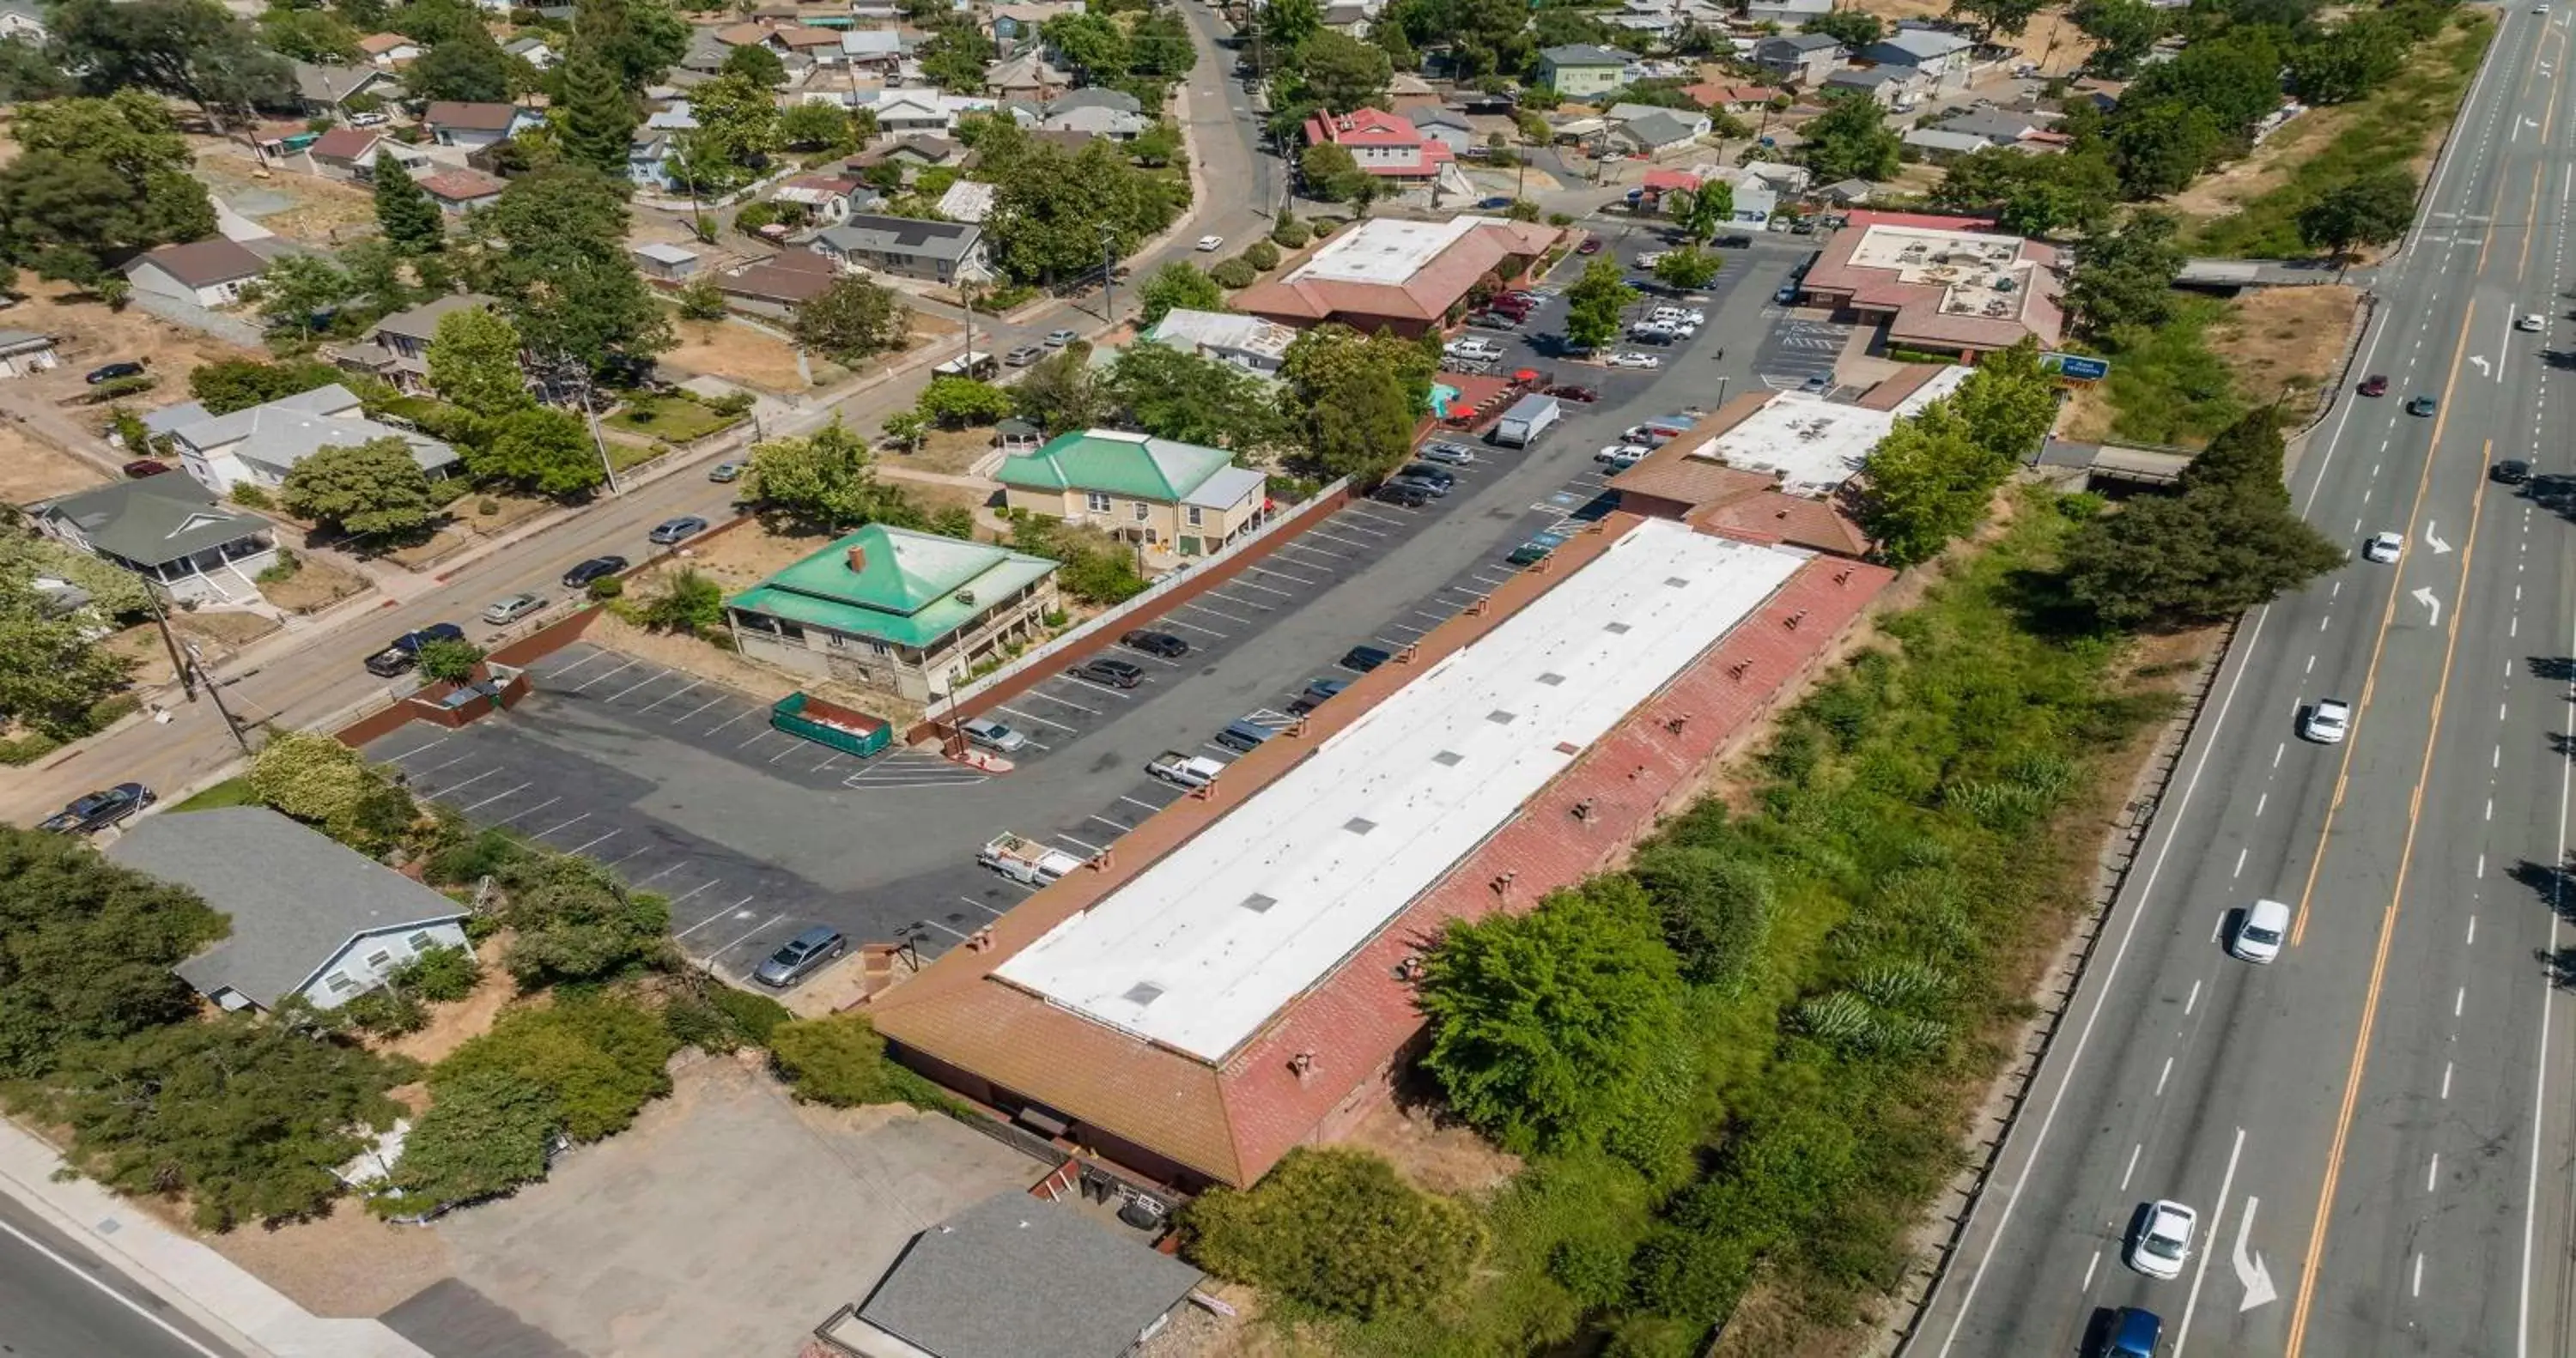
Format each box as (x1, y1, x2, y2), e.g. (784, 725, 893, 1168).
(769, 691, 890, 757)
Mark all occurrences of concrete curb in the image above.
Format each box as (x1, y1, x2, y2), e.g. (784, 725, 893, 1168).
(0, 1118, 432, 1358)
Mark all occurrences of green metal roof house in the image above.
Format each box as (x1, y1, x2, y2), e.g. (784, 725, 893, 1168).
(998, 429, 1269, 565)
(726, 524, 1060, 702)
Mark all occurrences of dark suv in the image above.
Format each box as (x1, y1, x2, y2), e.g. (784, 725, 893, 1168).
(1122, 629, 1189, 658)
(2494, 458, 2533, 484)
(39, 783, 155, 834)
(1066, 656, 1145, 688)
(363, 622, 467, 676)
(1339, 645, 1392, 674)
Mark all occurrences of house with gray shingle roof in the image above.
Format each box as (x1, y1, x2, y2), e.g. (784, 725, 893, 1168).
(30, 475, 279, 604)
(109, 807, 472, 1013)
(814, 213, 988, 282)
(161, 383, 459, 495)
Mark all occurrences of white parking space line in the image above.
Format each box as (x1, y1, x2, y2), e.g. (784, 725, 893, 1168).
(605, 671, 676, 703)
(812, 752, 842, 773)
(994, 703, 1078, 732)
(1178, 599, 1257, 626)
(919, 918, 971, 940)
(491, 795, 562, 828)
(957, 895, 1004, 918)
(675, 896, 759, 941)
(1249, 563, 1321, 586)
(1305, 529, 1377, 552)
(666, 880, 720, 909)
(1339, 507, 1406, 530)
(1413, 609, 1450, 623)
(1382, 621, 1428, 636)
(1372, 635, 1413, 650)
(767, 740, 807, 764)
(1063, 676, 1137, 700)
(704, 706, 756, 735)
(1120, 648, 1185, 668)
(672, 694, 726, 724)
(1276, 542, 1352, 566)
(1157, 615, 1228, 638)
(637, 862, 690, 886)
(1089, 813, 1133, 833)
(636, 679, 704, 713)
(1119, 793, 1168, 811)
(410, 752, 478, 780)
(737, 727, 781, 750)
(570, 658, 641, 692)
(532, 812, 589, 839)
(1205, 590, 1275, 613)
(386, 736, 451, 762)
(536, 649, 614, 681)
(1056, 831, 1107, 855)
(454, 779, 532, 813)
(562, 828, 621, 856)
(1029, 688, 1103, 713)
(1226, 575, 1293, 597)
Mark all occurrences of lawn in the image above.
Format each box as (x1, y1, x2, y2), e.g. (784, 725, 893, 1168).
(604, 394, 743, 444)
(2185, 10, 2494, 258)
(2070, 295, 2248, 450)
(171, 777, 258, 812)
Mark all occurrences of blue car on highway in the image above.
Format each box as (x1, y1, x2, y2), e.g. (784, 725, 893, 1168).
(2094, 1306, 2162, 1357)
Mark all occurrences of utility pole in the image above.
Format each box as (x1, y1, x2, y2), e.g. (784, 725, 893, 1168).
(1100, 222, 1119, 324)
(182, 640, 255, 757)
(576, 362, 623, 496)
(137, 578, 196, 701)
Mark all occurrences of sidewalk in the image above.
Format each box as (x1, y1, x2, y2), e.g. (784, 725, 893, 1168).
(0, 1118, 431, 1358)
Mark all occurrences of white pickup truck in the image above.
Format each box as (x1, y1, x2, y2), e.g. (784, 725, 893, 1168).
(1145, 750, 1226, 789)
(979, 832, 1084, 884)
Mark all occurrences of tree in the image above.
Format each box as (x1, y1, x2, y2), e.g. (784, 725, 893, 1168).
(1012, 349, 1106, 434)
(1946, 338, 2058, 464)
(433, 993, 674, 1139)
(261, 7, 363, 62)
(1933, 145, 2117, 237)
(483, 857, 672, 990)
(2287, 17, 2406, 106)
(552, 38, 640, 178)
(0, 826, 227, 1080)
(1853, 401, 2011, 566)
(1278, 324, 1430, 482)
(471, 407, 605, 496)
(982, 136, 1183, 283)
(1801, 92, 1901, 183)
(2105, 99, 2222, 198)
(1042, 10, 1130, 83)
(1107, 343, 1288, 451)
(187, 359, 343, 415)
(768, 1013, 947, 1107)
(568, 0, 687, 92)
(916, 18, 993, 93)
(0, 533, 149, 617)
(1562, 255, 1637, 352)
(917, 374, 1013, 427)
(1182, 1148, 1485, 1320)
(1417, 876, 1682, 1151)
(790, 275, 909, 366)
(254, 255, 355, 336)
(0, 36, 74, 103)
(246, 729, 420, 851)
(2064, 430, 2344, 628)
(1671, 181, 1733, 244)
(373, 150, 446, 252)
(1299, 139, 1367, 201)
(1137, 261, 1227, 325)
(1950, 0, 2046, 37)
(880, 410, 927, 453)
(30, 1015, 408, 1229)
(374, 1068, 559, 1216)
(2063, 209, 2184, 339)
(1128, 119, 1184, 168)
(0, 572, 133, 741)
(721, 39, 787, 87)
(46, 0, 293, 122)
(0, 91, 216, 282)
(676, 276, 727, 320)
(407, 25, 514, 102)
(744, 420, 917, 530)
(677, 70, 780, 191)
(500, 236, 673, 374)
(278, 437, 442, 537)
(1259, 0, 1322, 64)
(2070, 0, 2165, 78)
(1627, 844, 1772, 991)
(779, 101, 862, 155)
(1300, 30, 1390, 112)
(415, 638, 486, 682)
(2297, 167, 2417, 267)
(1653, 246, 1722, 291)
(428, 307, 535, 418)
(1805, 9, 1883, 46)
(1128, 9, 1195, 79)
(640, 568, 724, 634)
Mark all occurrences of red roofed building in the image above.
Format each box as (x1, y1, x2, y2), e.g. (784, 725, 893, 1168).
(870, 513, 1890, 1191)
(1684, 81, 1782, 111)
(1301, 106, 1454, 181)
(1789, 209, 2065, 358)
(1231, 214, 1560, 337)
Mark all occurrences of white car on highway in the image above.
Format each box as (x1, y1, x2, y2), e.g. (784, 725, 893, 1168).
(2128, 1200, 2197, 1279)
(1607, 351, 1663, 369)
(2362, 531, 2402, 563)
(2303, 698, 2352, 743)
(2231, 898, 2291, 964)
(2520, 312, 2548, 332)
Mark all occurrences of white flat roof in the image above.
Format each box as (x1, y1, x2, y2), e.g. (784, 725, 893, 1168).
(1693, 365, 1969, 494)
(993, 518, 1805, 1061)
(1285, 214, 1508, 287)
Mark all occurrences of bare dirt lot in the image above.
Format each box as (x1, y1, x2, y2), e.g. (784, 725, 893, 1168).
(193, 147, 382, 246)
(258, 554, 373, 613)
(2207, 285, 2361, 403)
(2, 282, 259, 406)
(0, 419, 104, 503)
(1847, 1, 2096, 76)
(659, 315, 823, 393)
(2164, 105, 2344, 222)
(902, 424, 1007, 476)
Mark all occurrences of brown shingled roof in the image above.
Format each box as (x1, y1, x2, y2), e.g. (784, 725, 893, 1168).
(1798, 209, 2065, 354)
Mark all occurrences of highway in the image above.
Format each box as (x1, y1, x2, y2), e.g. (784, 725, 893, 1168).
(1914, 5, 2576, 1356)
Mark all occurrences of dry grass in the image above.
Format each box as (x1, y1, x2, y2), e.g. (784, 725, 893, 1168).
(659, 316, 823, 393)
(258, 555, 372, 612)
(638, 519, 837, 594)
(380, 937, 522, 1067)
(2164, 105, 2351, 222)
(900, 425, 1007, 476)
(1845, 2, 2096, 76)
(2205, 285, 2361, 404)
(0, 420, 104, 502)
(204, 1195, 456, 1319)
(382, 528, 474, 572)
(0, 282, 258, 401)
(191, 149, 381, 245)
(1339, 1095, 1522, 1199)
(451, 492, 554, 538)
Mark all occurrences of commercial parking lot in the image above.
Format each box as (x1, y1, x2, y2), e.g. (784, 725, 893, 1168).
(361, 231, 1840, 989)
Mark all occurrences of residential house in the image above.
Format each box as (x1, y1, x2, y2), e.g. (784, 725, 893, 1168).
(1900, 126, 1992, 161)
(1682, 81, 1779, 113)
(422, 100, 542, 149)
(1385, 73, 1441, 111)
(416, 168, 507, 214)
(1046, 87, 1140, 117)
(325, 293, 498, 395)
(774, 173, 879, 224)
(109, 808, 474, 1014)
(0, 329, 58, 378)
(1930, 106, 2062, 149)
(356, 32, 422, 65)
(1822, 64, 1921, 108)
(1406, 105, 1477, 156)
(815, 1194, 1204, 1358)
(1814, 177, 1879, 207)
(680, 26, 732, 72)
(1303, 106, 1455, 183)
(632, 241, 703, 281)
(985, 50, 1068, 100)
(1534, 44, 1635, 98)
(30, 475, 277, 604)
(841, 26, 906, 73)
(1039, 102, 1148, 139)
(999, 430, 1267, 564)
(813, 214, 987, 282)
(1142, 308, 1296, 379)
(122, 239, 268, 308)
(851, 134, 969, 180)
(306, 126, 428, 182)
(936, 179, 994, 222)
(503, 35, 558, 69)
(1745, 0, 1833, 27)
(989, 1, 1078, 52)
(1860, 27, 1976, 95)
(629, 128, 680, 191)
(292, 61, 396, 116)
(726, 524, 1060, 701)
(0, 0, 47, 42)
(1752, 33, 1844, 88)
(714, 249, 843, 318)
(858, 88, 990, 133)
(161, 384, 461, 494)
(1607, 104, 1710, 149)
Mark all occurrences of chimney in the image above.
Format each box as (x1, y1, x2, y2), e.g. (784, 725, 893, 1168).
(845, 543, 867, 573)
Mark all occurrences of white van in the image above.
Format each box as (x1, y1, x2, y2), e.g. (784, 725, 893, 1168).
(2231, 899, 2290, 964)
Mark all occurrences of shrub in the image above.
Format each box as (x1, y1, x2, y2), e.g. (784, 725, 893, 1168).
(489, 852, 671, 987)
(256, 549, 301, 584)
(424, 825, 528, 886)
(1242, 239, 1280, 270)
(374, 1068, 559, 1217)
(434, 994, 677, 1141)
(81, 693, 141, 735)
(83, 374, 155, 403)
(1182, 1148, 1485, 1320)
(0, 733, 63, 766)
(476, 497, 501, 515)
(767, 1012, 952, 1108)
(338, 986, 429, 1036)
(587, 576, 624, 600)
(415, 638, 486, 683)
(1209, 258, 1257, 288)
(398, 944, 481, 1003)
(1270, 215, 1310, 248)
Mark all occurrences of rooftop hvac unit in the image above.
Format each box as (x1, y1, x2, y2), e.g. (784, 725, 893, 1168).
(955, 590, 976, 605)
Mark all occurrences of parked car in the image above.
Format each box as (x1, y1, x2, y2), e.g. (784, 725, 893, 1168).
(562, 555, 628, 589)
(39, 782, 155, 835)
(1478, 195, 1514, 209)
(1122, 628, 1189, 658)
(85, 361, 144, 385)
(1596, 442, 1651, 468)
(1339, 644, 1392, 673)
(1196, 234, 1225, 252)
(1147, 749, 1227, 787)
(1397, 463, 1455, 489)
(1375, 481, 1432, 507)
(1004, 344, 1045, 367)
(1388, 472, 1450, 498)
(752, 926, 846, 987)
(2357, 373, 2389, 397)
(1212, 716, 1279, 753)
(482, 591, 547, 625)
(1635, 250, 1669, 268)
(958, 715, 1030, 754)
(1775, 285, 1799, 304)
(2126, 1200, 2197, 1280)
(708, 461, 744, 482)
(1606, 352, 1663, 369)
(1466, 312, 1523, 331)
(362, 621, 467, 676)
(1066, 656, 1145, 688)
(647, 515, 708, 545)
(1576, 238, 1603, 254)
(1507, 530, 1568, 567)
(1546, 383, 1600, 403)
(121, 458, 169, 478)
(2303, 698, 2351, 743)
(1716, 233, 1755, 248)
(1286, 676, 1348, 715)
(1044, 329, 1079, 348)
(1418, 441, 1479, 466)
(1801, 374, 1832, 393)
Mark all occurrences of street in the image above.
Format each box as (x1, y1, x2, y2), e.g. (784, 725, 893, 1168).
(0, 1195, 246, 1358)
(1913, 5, 2576, 1355)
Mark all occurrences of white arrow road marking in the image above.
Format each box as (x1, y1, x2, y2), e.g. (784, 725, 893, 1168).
(2175, 1127, 2248, 1356)
(2236, 1196, 2277, 1311)
(2426, 521, 2453, 554)
(2473, 355, 2494, 376)
(2415, 586, 2444, 627)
